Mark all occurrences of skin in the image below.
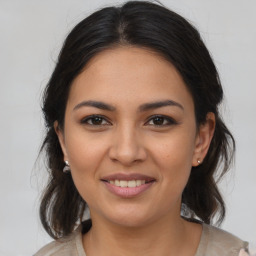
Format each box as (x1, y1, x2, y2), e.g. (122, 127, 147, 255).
(56, 46, 215, 256)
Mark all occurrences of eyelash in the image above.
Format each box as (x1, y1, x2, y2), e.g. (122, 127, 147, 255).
(81, 115, 111, 126)
(80, 115, 177, 127)
(146, 115, 178, 126)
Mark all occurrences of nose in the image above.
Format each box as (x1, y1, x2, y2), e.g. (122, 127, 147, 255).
(108, 124, 147, 166)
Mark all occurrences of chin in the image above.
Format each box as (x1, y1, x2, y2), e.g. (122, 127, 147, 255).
(110, 216, 151, 228)
(101, 205, 159, 229)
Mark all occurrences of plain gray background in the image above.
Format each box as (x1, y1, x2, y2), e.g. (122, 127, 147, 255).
(0, 0, 255, 255)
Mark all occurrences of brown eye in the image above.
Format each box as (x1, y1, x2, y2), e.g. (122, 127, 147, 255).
(152, 116, 165, 125)
(146, 115, 177, 126)
(90, 117, 104, 125)
(81, 115, 110, 126)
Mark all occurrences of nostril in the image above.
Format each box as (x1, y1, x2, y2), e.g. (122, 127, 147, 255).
(108, 143, 147, 166)
(109, 148, 145, 165)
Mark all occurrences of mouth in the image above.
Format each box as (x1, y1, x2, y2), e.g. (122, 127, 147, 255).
(102, 179, 154, 188)
(100, 173, 156, 198)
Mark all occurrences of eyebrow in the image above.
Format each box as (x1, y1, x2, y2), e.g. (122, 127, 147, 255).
(138, 100, 184, 112)
(73, 99, 184, 112)
(73, 100, 116, 111)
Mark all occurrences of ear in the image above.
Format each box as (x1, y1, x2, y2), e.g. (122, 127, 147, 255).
(192, 112, 215, 167)
(54, 121, 69, 161)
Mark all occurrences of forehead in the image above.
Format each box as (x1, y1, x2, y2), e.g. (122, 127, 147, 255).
(67, 46, 194, 110)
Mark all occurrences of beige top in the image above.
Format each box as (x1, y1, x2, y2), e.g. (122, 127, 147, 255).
(34, 223, 248, 256)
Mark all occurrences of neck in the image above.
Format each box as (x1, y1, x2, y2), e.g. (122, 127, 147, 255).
(82, 214, 202, 256)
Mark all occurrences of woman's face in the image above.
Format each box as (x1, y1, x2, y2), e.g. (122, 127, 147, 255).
(57, 46, 214, 227)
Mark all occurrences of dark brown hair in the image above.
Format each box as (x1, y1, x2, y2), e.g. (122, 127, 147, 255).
(39, 1, 235, 239)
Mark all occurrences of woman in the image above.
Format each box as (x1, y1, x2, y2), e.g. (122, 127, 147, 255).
(35, 1, 251, 255)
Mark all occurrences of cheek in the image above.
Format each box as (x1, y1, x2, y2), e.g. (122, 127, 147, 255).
(65, 136, 105, 203)
(65, 128, 108, 168)
(152, 133, 195, 183)
(63, 129, 110, 197)
(154, 133, 195, 164)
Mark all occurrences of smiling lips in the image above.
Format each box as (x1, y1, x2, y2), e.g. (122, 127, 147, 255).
(101, 173, 156, 198)
(109, 179, 146, 188)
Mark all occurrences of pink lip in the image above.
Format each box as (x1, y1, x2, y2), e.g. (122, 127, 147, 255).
(101, 173, 156, 198)
(103, 181, 154, 198)
(101, 173, 155, 182)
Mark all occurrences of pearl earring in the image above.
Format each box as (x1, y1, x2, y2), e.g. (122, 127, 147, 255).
(63, 160, 71, 173)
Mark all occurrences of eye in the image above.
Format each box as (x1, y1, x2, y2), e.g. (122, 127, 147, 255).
(81, 115, 111, 126)
(146, 115, 177, 126)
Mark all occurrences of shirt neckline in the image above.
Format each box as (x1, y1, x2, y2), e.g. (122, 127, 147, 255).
(76, 220, 207, 256)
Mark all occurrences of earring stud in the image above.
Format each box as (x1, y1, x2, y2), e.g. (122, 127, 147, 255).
(63, 160, 71, 173)
(197, 159, 201, 164)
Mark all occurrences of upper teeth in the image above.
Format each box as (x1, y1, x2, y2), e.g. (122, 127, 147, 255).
(109, 180, 146, 188)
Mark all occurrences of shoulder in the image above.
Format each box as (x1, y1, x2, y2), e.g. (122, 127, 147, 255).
(197, 223, 249, 256)
(34, 240, 70, 256)
(34, 226, 85, 256)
